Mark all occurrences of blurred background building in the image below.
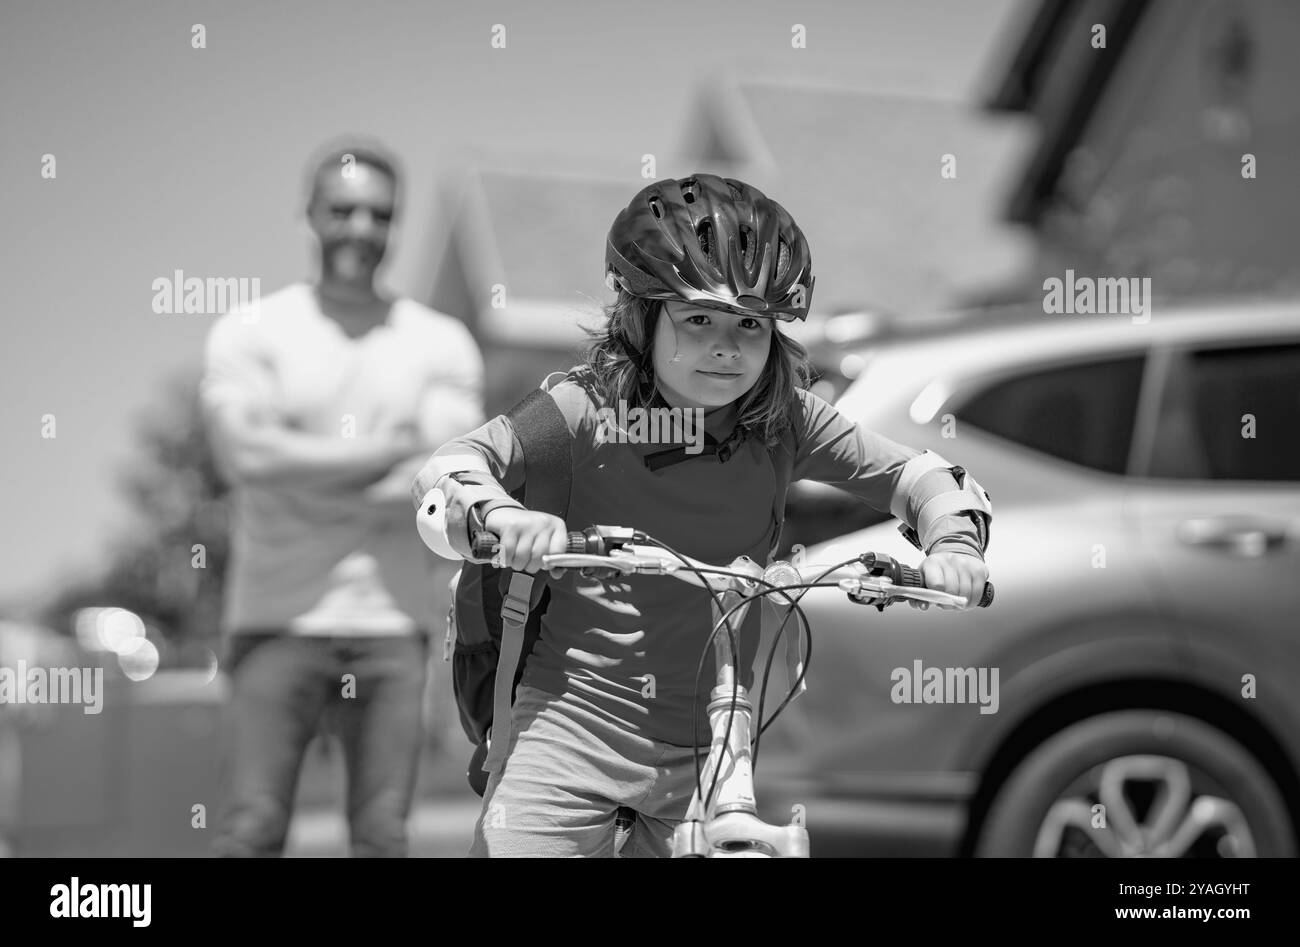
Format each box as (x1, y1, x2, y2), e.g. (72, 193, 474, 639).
(432, 76, 1038, 414)
(990, 0, 1300, 298)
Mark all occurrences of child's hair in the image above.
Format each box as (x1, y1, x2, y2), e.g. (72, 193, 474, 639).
(578, 289, 813, 448)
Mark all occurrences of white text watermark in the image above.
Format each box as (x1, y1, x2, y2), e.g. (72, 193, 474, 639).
(890, 659, 999, 714)
(595, 402, 705, 454)
(1043, 269, 1151, 324)
(50, 878, 151, 927)
(0, 661, 104, 715)
(152, 269, 260, 320)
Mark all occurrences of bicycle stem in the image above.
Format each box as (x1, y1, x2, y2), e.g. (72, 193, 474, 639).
(672, 557, 811, 858)
(691, 577, 758, 815)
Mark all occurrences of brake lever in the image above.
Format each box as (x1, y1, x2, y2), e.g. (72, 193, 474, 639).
(839, 576, 961, 611)
(543, 551, 643, 581)
(840, 576, 893, 611)
(845, 589, 895, 612)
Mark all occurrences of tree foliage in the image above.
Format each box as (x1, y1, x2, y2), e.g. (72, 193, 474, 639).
(40, 372, 231, 657)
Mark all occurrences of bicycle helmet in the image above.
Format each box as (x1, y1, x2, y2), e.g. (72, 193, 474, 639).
(605, 174, 814, 321)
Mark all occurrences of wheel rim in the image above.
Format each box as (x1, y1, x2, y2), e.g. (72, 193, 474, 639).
(1032, 754, 1257, 857)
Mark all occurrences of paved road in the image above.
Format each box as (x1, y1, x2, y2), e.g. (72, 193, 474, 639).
(285, 796, 483, 857)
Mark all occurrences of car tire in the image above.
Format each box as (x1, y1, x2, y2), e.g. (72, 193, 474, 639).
(974, 710, 1296, 857)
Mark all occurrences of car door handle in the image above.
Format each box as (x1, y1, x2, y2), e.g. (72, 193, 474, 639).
(1176, 517, 1293, 557)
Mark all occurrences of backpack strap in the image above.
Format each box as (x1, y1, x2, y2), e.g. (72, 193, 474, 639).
(482, 383, 574, 778)
(767, 424, 807, 702)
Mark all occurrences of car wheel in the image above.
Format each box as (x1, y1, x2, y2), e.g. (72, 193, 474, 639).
(974, 710, 1295, 857)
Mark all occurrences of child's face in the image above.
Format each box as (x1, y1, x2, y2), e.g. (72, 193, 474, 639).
(651, 300, 774, 410)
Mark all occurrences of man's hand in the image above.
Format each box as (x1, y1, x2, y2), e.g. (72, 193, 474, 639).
(911, 552, 989, 611)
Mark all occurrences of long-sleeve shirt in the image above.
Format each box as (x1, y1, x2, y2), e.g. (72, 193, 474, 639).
(418, 368, 986, 745)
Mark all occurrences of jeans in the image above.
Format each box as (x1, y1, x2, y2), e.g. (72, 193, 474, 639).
(213, 632, 427, 857)
(470, 684, 705, 858)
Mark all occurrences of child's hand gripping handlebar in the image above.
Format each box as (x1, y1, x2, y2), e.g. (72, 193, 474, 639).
(471, 524, 994, 609)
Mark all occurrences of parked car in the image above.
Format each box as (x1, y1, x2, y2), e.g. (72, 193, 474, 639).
(781, 303, 1046, 554)
(755, 297, 1300, 857)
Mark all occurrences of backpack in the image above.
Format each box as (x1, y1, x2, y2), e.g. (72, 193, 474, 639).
(446, 381, 575, 796)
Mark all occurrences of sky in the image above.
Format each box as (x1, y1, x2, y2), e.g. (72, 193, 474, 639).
(0, 0, 1022, 608)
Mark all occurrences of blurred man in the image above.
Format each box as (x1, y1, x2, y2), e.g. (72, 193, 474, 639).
(201, 139, 483, 856)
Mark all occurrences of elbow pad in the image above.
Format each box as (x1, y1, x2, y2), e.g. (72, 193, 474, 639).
(414, 456, 524, 560)
(413, 452, 493, 560)
(412, 451, 494, 503)
(416, 486, 459, 560)
(890, 450, 993, 554)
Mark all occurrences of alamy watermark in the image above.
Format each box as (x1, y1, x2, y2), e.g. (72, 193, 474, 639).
(0, 661, 104, 715)
(151, 269, 261, 320)
(595, 401, 705, 454)
(50, 877, 151, 927)
(890, 659, 999, 714)
(1043, 269, 1151, 324)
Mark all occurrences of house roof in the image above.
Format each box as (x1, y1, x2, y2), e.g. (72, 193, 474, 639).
(679, 78, 1039, 315)
(427, 165, 634, 345)
(439, 74, 1041, 336)
(474, 168, 630, 303)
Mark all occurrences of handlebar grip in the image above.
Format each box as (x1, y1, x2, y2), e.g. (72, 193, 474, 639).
(471, 529, 591, 562)
(896, 563, 924, 589)
(471, 530, 500, 561)
(892, 560, 995, 608)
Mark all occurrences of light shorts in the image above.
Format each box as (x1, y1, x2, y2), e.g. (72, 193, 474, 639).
(470, 684, 707, 858)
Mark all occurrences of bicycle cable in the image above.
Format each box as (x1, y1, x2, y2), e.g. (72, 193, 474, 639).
(633, 535, 735, 811)
(753, 558, 859, 763)
(605, 534, 866, 817)
(752, 590, 811, 774)
(691, 571, 842, 808)
(693, 558, 860, 786)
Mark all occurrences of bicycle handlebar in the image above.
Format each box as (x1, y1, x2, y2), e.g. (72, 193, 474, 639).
(470, 525, 994, 609)
(466, 523, 992, 856)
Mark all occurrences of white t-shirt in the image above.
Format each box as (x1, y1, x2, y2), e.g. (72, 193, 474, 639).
(200, 282, 484, 637)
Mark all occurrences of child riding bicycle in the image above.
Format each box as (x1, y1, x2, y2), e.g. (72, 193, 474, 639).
(413, 173, 992, 857)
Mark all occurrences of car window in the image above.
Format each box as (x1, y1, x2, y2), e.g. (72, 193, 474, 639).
(956, 355, 1145, 474)
(1148, 341, 1300, 482)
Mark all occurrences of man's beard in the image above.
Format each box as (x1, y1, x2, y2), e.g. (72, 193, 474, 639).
(324, 242, 383, 281)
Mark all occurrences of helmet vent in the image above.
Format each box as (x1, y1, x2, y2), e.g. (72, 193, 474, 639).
(697, 220, 716, 265)
(739, 226, 755, 269)
(681, 179, 697, 203)
(776, 239, 791, 280)
(648, 196, 664, 220)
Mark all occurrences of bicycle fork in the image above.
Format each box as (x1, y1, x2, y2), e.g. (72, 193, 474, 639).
(671, 566, 811, 858)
